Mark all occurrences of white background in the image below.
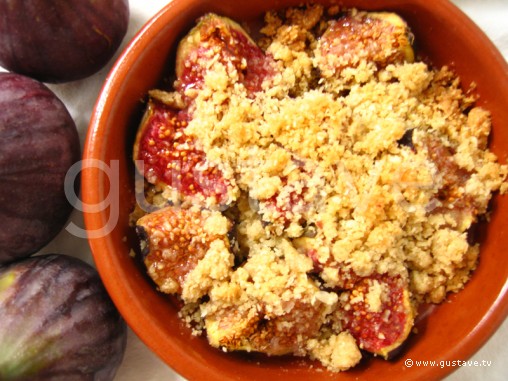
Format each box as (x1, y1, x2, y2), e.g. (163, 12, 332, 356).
(1, 1, 507, 380)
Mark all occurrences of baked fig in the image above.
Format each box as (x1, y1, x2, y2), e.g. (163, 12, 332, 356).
(339, 274, 414, 358)
(0, 0, 129, 82)
(315, 11, 414, 76)
(136, 206, 232, 295)
(133, 93, 233, 205)
(0, 254, 127, 380)
(206, 298, 329, 356)
(175, 13, 273, 95)
(0, 73, 80, 264)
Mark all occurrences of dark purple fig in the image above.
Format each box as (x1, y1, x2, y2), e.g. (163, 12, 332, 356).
(0, 254, 127, 380)
(0, 0, 129, 83)
(0, 73, 80, 264)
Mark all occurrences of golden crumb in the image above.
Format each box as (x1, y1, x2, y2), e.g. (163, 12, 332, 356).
(307, 332, 362, 371)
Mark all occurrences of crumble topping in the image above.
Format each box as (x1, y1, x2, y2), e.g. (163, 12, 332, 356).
(132, 4, 507, 372)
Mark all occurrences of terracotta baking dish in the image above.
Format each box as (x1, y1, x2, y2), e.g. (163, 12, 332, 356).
(82, 0, 508, 380)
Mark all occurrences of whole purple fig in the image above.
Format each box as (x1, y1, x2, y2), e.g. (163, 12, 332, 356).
(0, 73, 80, 264)
(0, 254, 127, 380)
(0, 0, 129, 83)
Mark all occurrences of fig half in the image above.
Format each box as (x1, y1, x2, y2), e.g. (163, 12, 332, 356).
(339, 274, 414, 358)
(206, 298, 329, 356)
(316, 11, 414, 76)
(175, 13, 273, 95)
(136, 206, 232, 295)
(133, 94, 233, 205)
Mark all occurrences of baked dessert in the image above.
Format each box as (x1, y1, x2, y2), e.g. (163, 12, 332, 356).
(131, 4, 507, 371)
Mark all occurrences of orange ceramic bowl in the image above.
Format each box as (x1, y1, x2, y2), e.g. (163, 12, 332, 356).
(82, 0, 508, 380)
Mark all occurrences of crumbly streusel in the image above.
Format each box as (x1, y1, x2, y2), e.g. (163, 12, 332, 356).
(132, 4, 507, 372)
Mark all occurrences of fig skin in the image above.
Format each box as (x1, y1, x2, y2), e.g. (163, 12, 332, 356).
(0, 254, 127, 381)
(0, 0, 129, 83)
(0, 73, 80, 264)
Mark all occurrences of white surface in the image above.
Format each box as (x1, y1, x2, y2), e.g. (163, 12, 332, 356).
(1, 1, 507, 380)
